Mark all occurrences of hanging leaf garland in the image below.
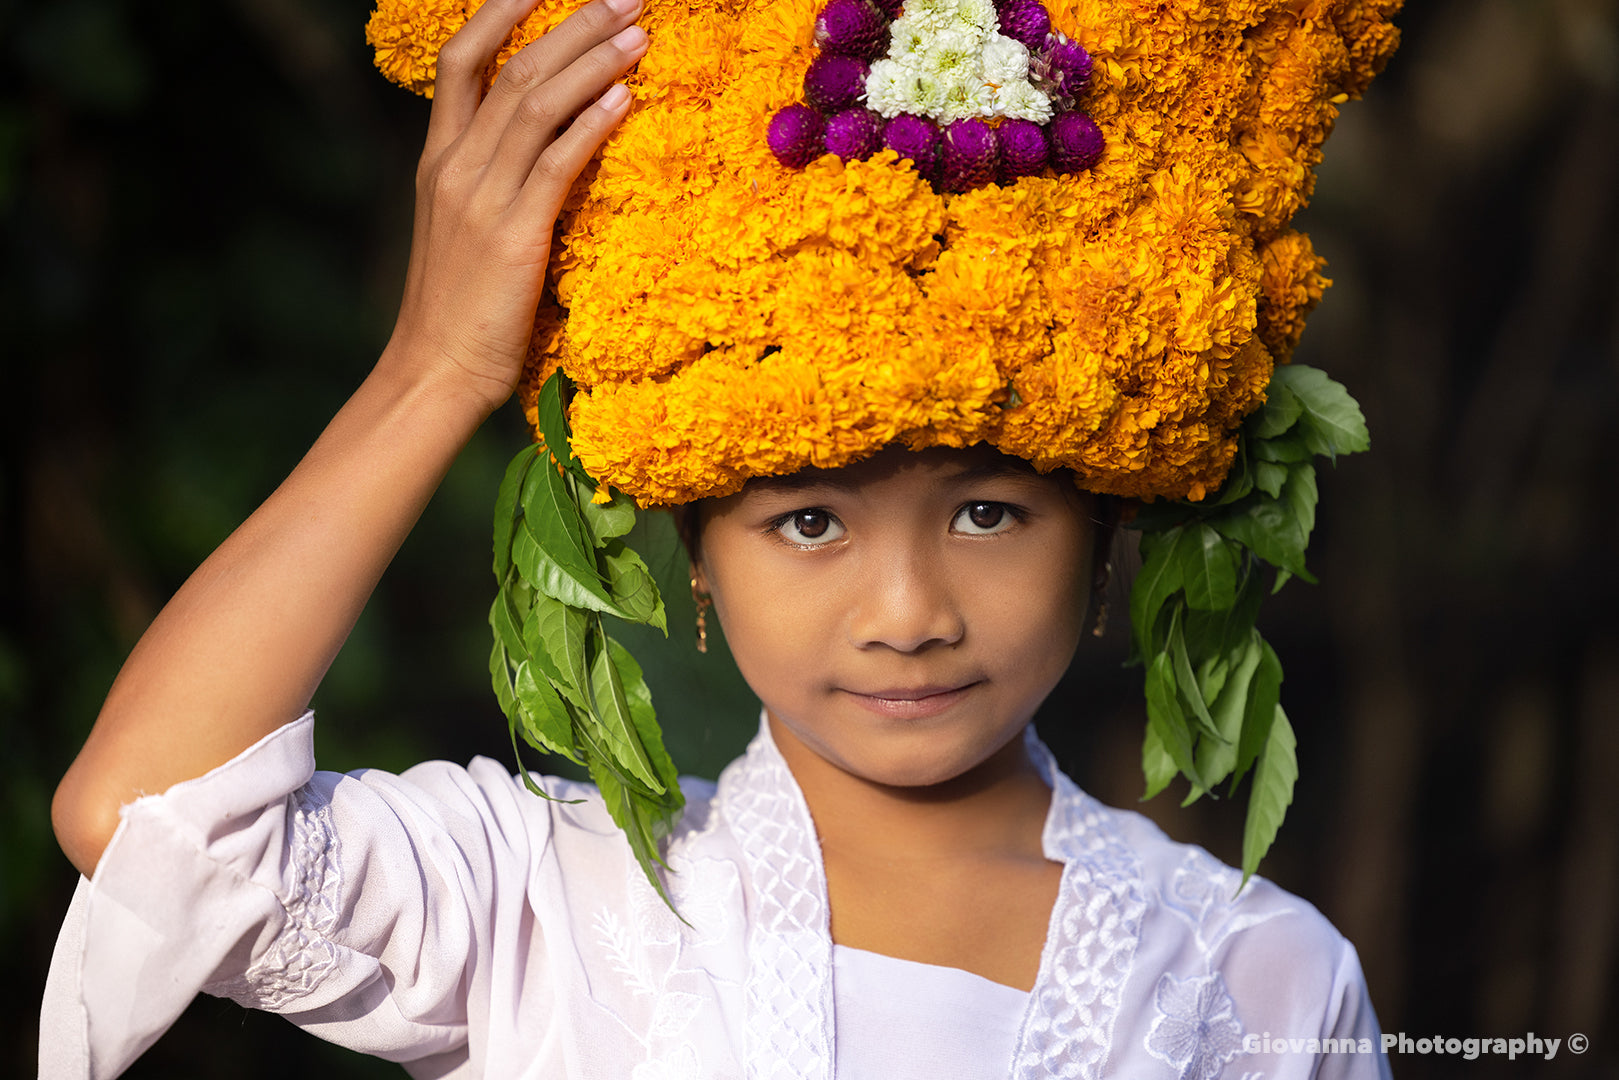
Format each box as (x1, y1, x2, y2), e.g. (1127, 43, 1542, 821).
(490, 372, 682, 904)
(1127, 365, 1369, 886)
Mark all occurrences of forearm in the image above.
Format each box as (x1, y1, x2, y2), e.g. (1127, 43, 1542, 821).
(50, 0, 648, 877)
(52, 354, 491, 875)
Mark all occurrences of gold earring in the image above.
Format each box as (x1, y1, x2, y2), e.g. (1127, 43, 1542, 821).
(1092, 560, 1113, 638)
(691, 575, 712, 653)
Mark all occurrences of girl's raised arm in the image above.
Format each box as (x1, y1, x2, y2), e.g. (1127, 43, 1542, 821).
(51, 0, 649, 877)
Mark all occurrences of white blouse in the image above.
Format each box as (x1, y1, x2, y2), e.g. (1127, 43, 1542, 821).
(832, 944, 1028, 1079)
(41, 713, 1392, 1080)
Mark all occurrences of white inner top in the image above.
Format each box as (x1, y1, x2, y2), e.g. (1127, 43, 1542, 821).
(832, 943, 1030, 1079)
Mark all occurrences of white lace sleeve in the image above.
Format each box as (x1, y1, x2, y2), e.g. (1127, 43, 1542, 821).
(40, 712, 556, 1080)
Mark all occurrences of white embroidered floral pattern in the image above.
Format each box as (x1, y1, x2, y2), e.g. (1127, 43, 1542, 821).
(1012, 736, 1147, 1080)
(1145, 972, 1245, 1080)
(209, 785, 342, 1010)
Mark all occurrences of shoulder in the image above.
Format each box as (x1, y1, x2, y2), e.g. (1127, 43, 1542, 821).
(346, 754, 722, 861)
(1046, 793, 1385, 1073)
(1055, 787, 1361, 989)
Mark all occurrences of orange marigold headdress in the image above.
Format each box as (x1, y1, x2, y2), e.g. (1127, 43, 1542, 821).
(370, 0, 1400, 507)
(368, 0, 1401, 892)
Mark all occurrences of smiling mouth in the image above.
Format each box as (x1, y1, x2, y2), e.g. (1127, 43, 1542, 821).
(843, 682, 981, 719)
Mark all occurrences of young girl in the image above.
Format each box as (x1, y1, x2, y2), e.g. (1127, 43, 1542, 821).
(42, 0, 1399, 1076)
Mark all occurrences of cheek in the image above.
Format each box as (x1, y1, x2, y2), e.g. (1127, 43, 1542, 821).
(699, 544, 826, 701)
(985, 523, 1092, 691)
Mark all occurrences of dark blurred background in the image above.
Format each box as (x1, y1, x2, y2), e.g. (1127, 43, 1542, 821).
(3, 0, 1615, 1075)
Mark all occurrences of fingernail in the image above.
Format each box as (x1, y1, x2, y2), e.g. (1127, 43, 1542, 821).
(611, 24, 648, 50)
(606, 0, 639, 14)
(598, 84, 631, 112)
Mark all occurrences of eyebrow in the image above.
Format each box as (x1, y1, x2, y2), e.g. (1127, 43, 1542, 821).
(743, 457, 1042, 496)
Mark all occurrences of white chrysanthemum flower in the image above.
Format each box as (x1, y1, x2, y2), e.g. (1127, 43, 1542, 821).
(885, 14, 930, 59)
(861, 0, 1046, 124)
(980, 34, 1030, 84)
(949, 0, 999, 34)
(923, 29, 982, 78)
(993, 79, 1053, 122)
(864, 59, 912, 117)
(939, 78, 995, 122)
(909, 72, 953, 116)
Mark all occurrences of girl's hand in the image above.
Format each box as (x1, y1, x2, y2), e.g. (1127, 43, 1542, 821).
(384, 0, 647, 417)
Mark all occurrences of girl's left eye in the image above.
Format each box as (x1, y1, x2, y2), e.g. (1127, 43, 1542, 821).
(952, 502, 1018, 535)
(773, 508, 846, 546)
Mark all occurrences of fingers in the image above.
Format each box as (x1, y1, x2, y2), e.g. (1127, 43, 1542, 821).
(425, 0, 543, 161)
(429, 0, 644, 166)
(513, 80, 634, 225)
(482, 24, 648, 194)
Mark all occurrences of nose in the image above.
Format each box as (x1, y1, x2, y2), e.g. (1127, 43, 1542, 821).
(844, 541, 965, 653)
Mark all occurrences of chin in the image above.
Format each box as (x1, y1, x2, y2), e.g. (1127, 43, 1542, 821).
(839, 726, 1022, 790)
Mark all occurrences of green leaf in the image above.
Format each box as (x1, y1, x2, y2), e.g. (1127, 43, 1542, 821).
(1211, 443, 1254, 506)
(1194, 632, 1263, 788)
(1170, 611, 1223, 745)
(587, 622, 665, 794)
(512, 515, 626, 616)
(1182, 561, 1264, 661)
(513, 659, 578, 758)
(1141, 721, 1177, 800)
(1145, 651, 1208, 794)
(523, 591, 590, 710)
(579, 731, 681, 910)
(1182, 524, 1238, 612)
(1129, 527, 1186, 660)
(1283, 461, 1319, 554)
(582, 489, 638, 543)
(1253, 460, 1288, 499)
(1231, 636, 1283, 791)
(489, 638, 519, 726)
(508, 721, 550, 799)
(1210, 492, 1310, 580)
(1195, 653, 1230, 709)
(490, 586, 527, 658)
(1274, 365, 1370, 459)
(1251, 380, 1303, 440)
(534, 370, 594, 485)
(493, 445, 539, 580)
(602, 540, 666, 631)
(608, 636, 682, 799)
(519, 446, 618, 597)
(1240, 706, 1297, 885)
(1252, 432, 1314, 464)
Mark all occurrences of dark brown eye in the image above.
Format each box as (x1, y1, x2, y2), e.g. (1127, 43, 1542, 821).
(954, 502, 1015, 535)
(793, 510, 830, 537)
(776, 509, 845, 546)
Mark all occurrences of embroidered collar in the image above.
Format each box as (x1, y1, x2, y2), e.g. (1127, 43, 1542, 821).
(712, 717, 1146, 1079)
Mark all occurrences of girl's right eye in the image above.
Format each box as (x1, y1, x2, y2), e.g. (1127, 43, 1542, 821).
(773, 509, 846, 547)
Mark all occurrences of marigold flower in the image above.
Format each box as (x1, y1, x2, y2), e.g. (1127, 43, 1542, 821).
(368, 0, 1402, 507)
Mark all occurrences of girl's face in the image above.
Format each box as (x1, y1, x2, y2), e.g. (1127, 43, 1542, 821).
(694, 445, 1096, 790)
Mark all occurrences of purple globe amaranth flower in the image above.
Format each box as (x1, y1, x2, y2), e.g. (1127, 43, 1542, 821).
(824, 108, 885, 161)
(882, 114, 943, 180)
(814, 0, 888, 61)
(1049, 110, 1103, 173)
(768, 104, 828, 168)
(996, 0, 1051, 51)
(997, 117, 1048, 181)
(869, 0, 904, 18)
(804, 53, 871, 114)
(1036, 33, 1094, 105)
(941, 118, 998, 193)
